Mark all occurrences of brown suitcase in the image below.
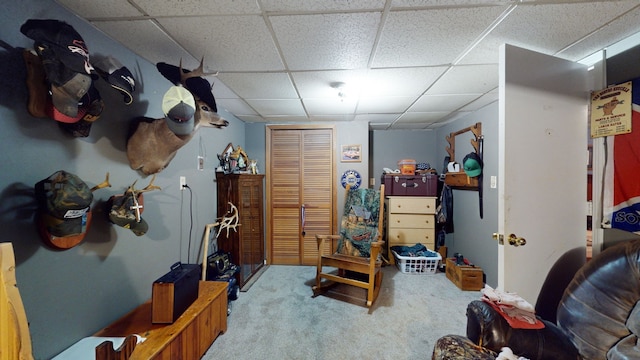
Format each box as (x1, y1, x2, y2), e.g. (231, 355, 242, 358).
(152, 262, 201, 324)
(382, 174, 437, 196)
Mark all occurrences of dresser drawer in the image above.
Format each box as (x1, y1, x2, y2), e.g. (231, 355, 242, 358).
(387, 196, 436, 214)
(388, 214, 434, 229)
(388, 228, 435, 246)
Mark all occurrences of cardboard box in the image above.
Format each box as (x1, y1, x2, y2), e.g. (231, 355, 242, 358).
(445, 257, 483, 291)
(382, 174, 437, 196)
(152, 262, 201, 323)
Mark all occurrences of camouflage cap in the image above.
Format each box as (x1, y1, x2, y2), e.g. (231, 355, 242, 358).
(107, 193, 148, 236)
(34, 170, 93, 246)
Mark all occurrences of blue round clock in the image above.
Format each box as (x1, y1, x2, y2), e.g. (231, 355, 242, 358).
(340, 170, 362, 189)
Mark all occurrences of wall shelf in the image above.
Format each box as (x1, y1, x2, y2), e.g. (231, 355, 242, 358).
(444, 122, 482, 191)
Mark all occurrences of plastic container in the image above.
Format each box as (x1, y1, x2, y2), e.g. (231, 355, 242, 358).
(392, 250, 441, 274)
(397, 159, 416, 175)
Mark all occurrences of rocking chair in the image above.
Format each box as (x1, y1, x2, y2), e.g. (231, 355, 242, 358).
(312, 184, 385, 307)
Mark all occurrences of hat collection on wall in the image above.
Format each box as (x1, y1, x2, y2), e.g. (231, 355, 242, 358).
(21, 18, 229, 248)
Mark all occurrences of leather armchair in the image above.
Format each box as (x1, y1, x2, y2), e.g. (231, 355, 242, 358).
(432, 239, 640, 360)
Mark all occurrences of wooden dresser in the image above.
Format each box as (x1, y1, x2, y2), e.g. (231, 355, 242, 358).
(215, 173, 265, 289)
(385, 196, 437, 264)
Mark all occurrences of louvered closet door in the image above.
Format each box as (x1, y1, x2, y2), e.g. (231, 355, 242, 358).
(267, 126, 335, 265)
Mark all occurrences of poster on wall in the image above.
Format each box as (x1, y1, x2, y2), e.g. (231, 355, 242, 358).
(590, 81, 632, 138)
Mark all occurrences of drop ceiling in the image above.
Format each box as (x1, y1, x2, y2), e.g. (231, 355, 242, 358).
(54, 0, 640, 130)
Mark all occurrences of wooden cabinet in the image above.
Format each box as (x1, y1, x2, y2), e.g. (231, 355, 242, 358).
(215, 173, 265, 289)
(385, 196, 437, 264)
(94, 281, 227, 360)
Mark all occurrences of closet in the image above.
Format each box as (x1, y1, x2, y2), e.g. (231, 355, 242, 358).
(266, 125, 336, 265)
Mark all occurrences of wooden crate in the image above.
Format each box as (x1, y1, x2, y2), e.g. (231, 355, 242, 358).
(445, 257, 483, 291)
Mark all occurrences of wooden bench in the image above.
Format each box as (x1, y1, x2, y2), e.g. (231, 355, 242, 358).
(93, 281, 227, 360)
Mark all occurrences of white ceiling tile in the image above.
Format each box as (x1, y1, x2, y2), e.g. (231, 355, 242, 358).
(56, 0, 640, 129)
(261, 0, 386, 12)
(426, 65, 498, 94)
(303, 98, 357, 115)
(355, 113, 401, 123)
(216, 99, 257, 115)
(92, 20, 199, 68)
(391, 0, 508, 7)
(291, 70, 368, 98)
(217, 73, 297, 99)
(357, 96, 416, 113)
(263, 115, 310, 122)
(246, 99, 306, 116)
(459, 91, 498, 111)
(211, 80, 238, 99)
(409, 94, 480, 112)
(373, 6, 509, 68)
(557, 4, 640, 61)
(459, 1, 640, 65)
(270, 12, 381, 70)
(397, 111, 450, 123)
(362, 67, 448, 97)
(56, 0, 144, 18)
(158, 16, 284, 71)
(308, 114, 356, 122)
(133, 0, 261, 16)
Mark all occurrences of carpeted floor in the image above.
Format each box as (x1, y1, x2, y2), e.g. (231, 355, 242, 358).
(202, 264, 481, 360)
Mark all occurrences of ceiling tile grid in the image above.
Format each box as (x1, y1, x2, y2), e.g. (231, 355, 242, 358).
(52, 0, 640, 129)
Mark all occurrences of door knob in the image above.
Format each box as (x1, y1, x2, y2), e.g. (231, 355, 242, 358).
(508, 234, 526, 247)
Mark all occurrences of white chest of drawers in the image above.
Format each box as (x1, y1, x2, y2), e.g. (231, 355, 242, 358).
(385, 196, 437, 264)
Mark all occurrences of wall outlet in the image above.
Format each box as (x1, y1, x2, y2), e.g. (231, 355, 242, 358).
(180, 176, 186, 190)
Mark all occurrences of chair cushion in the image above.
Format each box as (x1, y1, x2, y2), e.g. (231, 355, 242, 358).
(557, 239, 640, 359)
(608, 300, 640, 359)
(336, 217, 379, 257)
(336, 188, 381, 258)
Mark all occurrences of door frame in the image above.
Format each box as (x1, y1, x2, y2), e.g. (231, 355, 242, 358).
(265, 124, 337, 265)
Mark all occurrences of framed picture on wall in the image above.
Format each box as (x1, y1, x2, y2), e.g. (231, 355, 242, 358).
(341, 144, 362, 162)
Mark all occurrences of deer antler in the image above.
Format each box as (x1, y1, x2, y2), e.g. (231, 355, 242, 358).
(91, 172, 111, 192)
(139, 174, 161, 193)
(216, 202, 241, 238)
(179, 57, 219, 86)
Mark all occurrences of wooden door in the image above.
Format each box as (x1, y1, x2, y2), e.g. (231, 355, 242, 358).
(266, 125, 336, 265)
(497, 44, 588, 304)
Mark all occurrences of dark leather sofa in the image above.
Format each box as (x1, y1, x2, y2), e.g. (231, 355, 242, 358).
(432, 239, 640, 360)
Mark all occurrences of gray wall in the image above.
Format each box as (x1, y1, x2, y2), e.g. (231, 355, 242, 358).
(0, 1, 246, 358)
(371, 129, 439, 184)
(434, 104, 500, 287)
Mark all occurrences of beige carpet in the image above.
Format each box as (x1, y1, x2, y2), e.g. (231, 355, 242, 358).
(202, 264, 481, 360)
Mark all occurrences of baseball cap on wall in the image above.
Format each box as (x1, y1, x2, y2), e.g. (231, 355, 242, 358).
(20, 19, 93, 75)
(162, 86, 195, 136)
(156, 61, 218, 112)
(463, 152, 483, 177)
(107, 193, 148, 236)
(93, 55, 135, 105)
(57, 84, 105, 137)
(35, 170, 93, 249)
